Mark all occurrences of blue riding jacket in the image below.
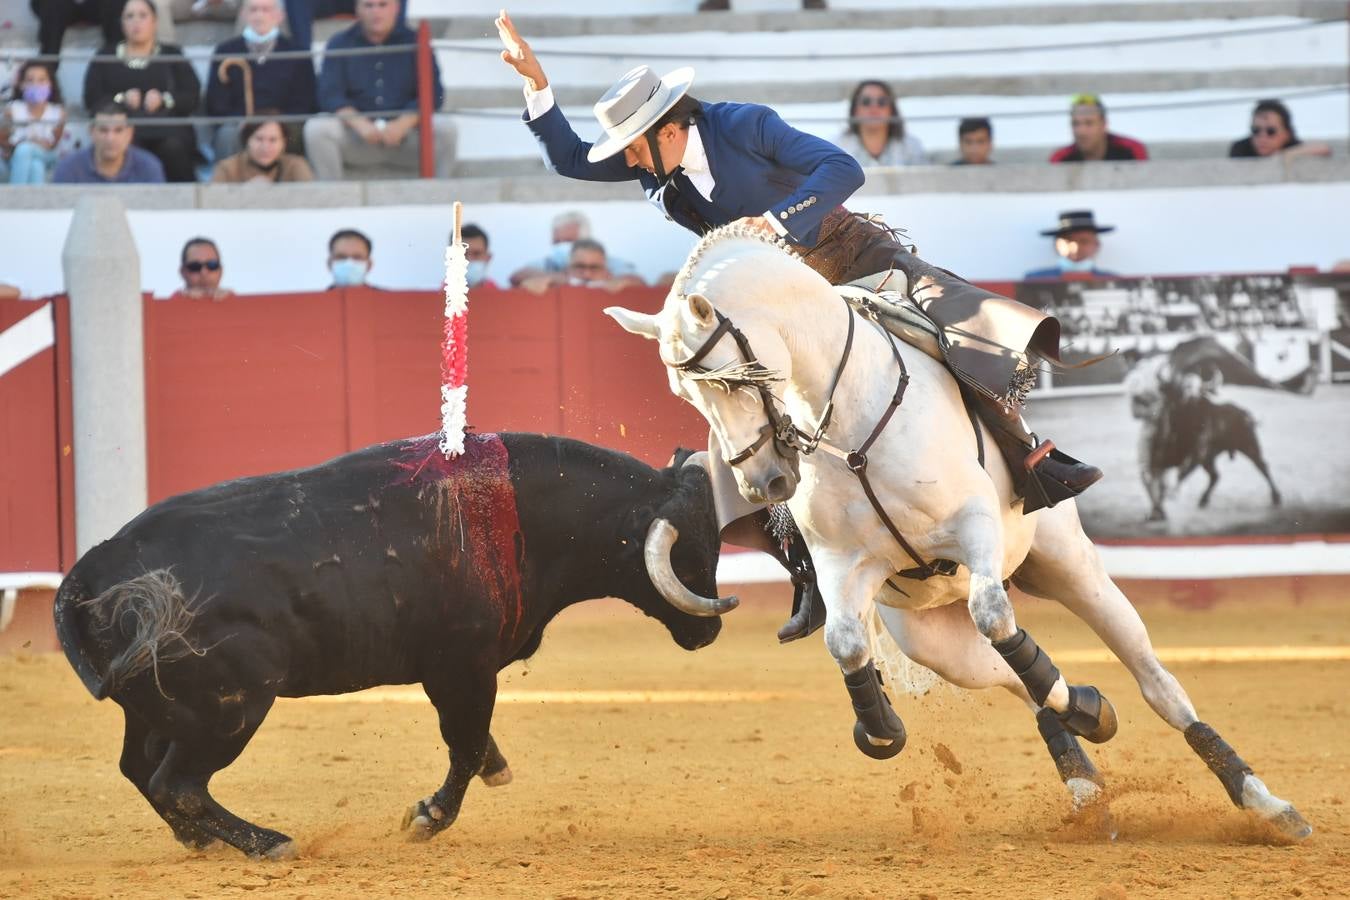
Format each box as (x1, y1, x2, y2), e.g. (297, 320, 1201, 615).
(526, 100, 865, 247)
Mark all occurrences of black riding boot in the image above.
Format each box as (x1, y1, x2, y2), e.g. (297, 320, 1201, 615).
(771, 511, 827, 643)
(980, 399, 1102, 514)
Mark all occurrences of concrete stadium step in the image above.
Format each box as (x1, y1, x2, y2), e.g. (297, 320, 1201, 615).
(429, 0, 1348, 39)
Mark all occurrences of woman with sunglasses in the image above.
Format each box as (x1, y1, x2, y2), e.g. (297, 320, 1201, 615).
(1229, 99, 1331, 160)
(497, 9, 1101, 642)
(836, 80, 928, 168)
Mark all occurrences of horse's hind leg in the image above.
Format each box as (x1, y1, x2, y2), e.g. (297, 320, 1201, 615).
(1198, 460, 1220, 507)
(953, 502, 1118, 745)
(1015, 500, 1311, 840)
(878, 604, 1106, 811)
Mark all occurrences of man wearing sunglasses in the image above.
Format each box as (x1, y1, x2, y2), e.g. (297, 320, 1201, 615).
(177, 237, 232, 300)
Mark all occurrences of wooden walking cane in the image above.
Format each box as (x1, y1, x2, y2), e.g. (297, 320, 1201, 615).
(216, 57, 255, 117)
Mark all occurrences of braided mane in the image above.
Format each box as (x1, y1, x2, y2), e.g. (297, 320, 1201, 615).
(671, 222, 801, 296)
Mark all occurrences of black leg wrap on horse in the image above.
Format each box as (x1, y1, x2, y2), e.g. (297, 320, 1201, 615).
(1057, 685, 1118, 744)
(1185, 721, 1252, 808)
(992, 628, 1060, 707)
(1036, 707, 1104, 787)
(843, 661, 907, 760)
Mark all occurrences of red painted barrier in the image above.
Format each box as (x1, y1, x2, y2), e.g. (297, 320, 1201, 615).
(140, 286, 706, 504)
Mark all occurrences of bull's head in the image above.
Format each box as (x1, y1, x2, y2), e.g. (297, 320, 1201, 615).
(627, 451, 735, 650)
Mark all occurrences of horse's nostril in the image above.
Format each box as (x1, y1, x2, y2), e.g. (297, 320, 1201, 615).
(766, 475, 792, 502)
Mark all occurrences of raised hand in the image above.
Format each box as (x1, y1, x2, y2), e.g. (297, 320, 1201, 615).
(495, 9, 547, 92)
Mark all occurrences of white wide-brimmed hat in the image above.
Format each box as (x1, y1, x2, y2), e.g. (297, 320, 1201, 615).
(586, 65, 696, 164)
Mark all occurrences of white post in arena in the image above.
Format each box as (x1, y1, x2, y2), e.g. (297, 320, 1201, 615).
(62, 195, 148, 556)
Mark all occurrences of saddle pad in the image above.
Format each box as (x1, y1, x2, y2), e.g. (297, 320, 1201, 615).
(836, 277, 948, 369)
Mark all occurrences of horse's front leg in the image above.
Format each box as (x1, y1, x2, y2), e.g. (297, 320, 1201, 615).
(812, 550, 906, 759)
(956, 502, 1119, 746)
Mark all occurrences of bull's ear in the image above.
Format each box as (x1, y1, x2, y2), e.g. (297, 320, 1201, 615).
(604, 306, 661, 341)
(685, 293, 716, 328)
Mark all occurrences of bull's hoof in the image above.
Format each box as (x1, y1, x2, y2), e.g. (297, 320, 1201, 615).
(852, 719, 906, 760)
(402, 798, 451, 840)
(480, 765, 513, 787)
(1059, 686, 1118, 744)
(263, 840, 298, 861)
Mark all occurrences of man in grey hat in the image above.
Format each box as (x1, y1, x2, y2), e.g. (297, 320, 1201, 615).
(1025, 210, 1117, 280)
(496, 10, 1102, 642)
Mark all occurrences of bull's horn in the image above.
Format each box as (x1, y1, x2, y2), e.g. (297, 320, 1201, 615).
(643, 519, 738, 616)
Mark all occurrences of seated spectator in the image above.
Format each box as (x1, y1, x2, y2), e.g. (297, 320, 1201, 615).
(836, 80, 928, 168)
(29, 0, 125, 63)
(285, 0, 406, 57)
(1025, 210, 1117, 279)
(174, 237, 234, 299)
(1049, 94, 1147, 163)
(327, 227, 374, 287)
(53, 103, 166, 183)
(211, 117, 314, 182)
(1229, 99, 1331, 161)
(82, 0, 201, 182)
(204, 0, 318, 163)
(3, 61, 67, 184)
(698, 0, 826, 9)
(951, 116, 993, 166)
(305, 0, 456, 179)
(460, 223, 498, 289)
(508, 211, 636, 286)
(519, 239, 645, 294)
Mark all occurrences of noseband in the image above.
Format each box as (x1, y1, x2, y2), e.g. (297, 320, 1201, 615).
(668, 305, 855, 467)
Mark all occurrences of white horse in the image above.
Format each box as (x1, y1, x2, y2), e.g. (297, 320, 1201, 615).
(606, 224, 1310, 840)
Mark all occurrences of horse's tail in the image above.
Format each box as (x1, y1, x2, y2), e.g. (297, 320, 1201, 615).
(60, 568, 205, 700)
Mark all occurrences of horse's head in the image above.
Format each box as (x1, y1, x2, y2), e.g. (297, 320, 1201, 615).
(607, 290, 801, 505)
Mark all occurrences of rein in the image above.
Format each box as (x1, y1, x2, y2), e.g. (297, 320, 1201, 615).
(670, 298, 957, 581)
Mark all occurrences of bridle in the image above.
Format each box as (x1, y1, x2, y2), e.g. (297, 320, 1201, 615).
(668, 303, 856, 467)
(665, 296, 958, 582)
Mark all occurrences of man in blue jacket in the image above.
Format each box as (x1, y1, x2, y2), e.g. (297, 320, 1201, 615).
(496, 11, 1100, 641)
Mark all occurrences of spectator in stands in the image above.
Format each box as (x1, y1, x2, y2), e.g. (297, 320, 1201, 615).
(1049, 94, 1147, 163)
(53, 103, 166, 183)
(697, 0, 826, 9)
(519, 238, 644, 294)
(836, 80, 927, 168)
(1229, 99, 1331, 160)
(175, 237, 234, 299)
(285, 0, 407, 57)
(327, 227, 374, 287)
(508, 210, 638, 286)
(30, 0, 126, 64)
(82, 0, 201, 182)
(211, 116, 314, 182)
(2, 61, 67, 184)
(951, 116, 993, 166)
(305, 0, 456, 179)
(460, 223, 497, 289)
(1025, 210, 1116, 279)
(204, 0, 318, 163)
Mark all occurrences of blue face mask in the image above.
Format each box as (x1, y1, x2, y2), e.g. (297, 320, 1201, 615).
(1058, 255, 1096, 274)
(331, 258, 369, 286)
(547, 241, 573, 271)
(242, 25, 280, 44)
(466, 260, 488, 287)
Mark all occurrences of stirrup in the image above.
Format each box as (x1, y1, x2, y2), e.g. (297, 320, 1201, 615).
(777, 526, 826, 643)
(1022, 441, 1098, 514)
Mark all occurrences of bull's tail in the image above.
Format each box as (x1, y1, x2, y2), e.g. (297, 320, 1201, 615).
(58, 568, 207, 700)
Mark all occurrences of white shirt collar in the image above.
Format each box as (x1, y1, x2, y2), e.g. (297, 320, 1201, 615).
(678, 122, 716, 201)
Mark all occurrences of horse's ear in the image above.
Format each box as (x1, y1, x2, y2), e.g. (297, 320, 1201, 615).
(604, 306, 661, 341)
(685, 293, 716, 328)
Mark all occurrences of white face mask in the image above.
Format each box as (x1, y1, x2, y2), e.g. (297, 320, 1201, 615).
(547, 241, 573, 271)
(242, 25, 280, 44)
(1058, 255, 1096, 273)
(466, 260, 488, 287)
(331, 258, 369, 286)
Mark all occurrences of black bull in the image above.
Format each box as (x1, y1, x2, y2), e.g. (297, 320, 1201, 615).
(54, 432, 727, 859)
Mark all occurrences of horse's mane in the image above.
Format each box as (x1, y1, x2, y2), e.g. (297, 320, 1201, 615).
(671, 221, 801, 296)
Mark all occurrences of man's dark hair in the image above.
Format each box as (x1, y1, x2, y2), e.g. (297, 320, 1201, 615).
(460, 224, 488, 248)
(180, 237, 220, 266)
(651, 95, 703, 133)
(847, 80, 902, 141)
(570, 238, 606, 259)
(1252, 99, 1296, 141)
(958, 117, 991, 139)
(328, 228, 372, 255)
(93, 100, 131, 119)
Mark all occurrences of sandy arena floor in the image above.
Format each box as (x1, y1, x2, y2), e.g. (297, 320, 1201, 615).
(2, 584, 1348, 899)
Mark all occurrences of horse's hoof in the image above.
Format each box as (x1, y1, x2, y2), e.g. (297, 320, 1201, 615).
(480, 765, 513, 787)
(1266, 805, 1313, 841)
(1059, 686, 1118, 744)
(852, 719, 906, 760)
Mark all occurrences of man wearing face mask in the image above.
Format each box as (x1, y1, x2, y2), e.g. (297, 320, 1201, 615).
(508, 210, 637, 287)
(204, 0, 318, 164)
(1024, 210, 1117, 280)
(460, 224, 498, 289)
(327, 228, 375, 289)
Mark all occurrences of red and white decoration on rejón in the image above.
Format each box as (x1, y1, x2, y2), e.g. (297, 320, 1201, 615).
(439, 201, 469, 457)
